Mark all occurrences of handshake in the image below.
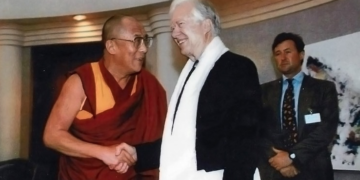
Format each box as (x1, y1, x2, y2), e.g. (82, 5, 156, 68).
(100, 142, 137, 174)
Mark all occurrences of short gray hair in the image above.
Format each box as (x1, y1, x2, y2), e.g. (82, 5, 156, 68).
(170, 0, 221, 36)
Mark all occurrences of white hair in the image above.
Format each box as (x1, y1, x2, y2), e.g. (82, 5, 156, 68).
(169, 0, 221, 36)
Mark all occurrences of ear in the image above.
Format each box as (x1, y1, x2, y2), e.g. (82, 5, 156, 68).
(105, 40, 117, 54)
(300, 51, 305, 60)
(202, 19, 213, 35)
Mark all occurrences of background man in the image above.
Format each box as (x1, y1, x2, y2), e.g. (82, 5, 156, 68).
(43, 15, 167, 180)
(259, 32, 339, 180)
(160, 0, 262, 179)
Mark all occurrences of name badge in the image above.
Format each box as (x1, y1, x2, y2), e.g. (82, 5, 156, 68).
(305, 113, 321, 124)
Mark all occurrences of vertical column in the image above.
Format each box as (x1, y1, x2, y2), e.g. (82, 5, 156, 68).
(0, 24, 23, 161)
(148, 7, 187, 102)
(20, 47, 32, 158)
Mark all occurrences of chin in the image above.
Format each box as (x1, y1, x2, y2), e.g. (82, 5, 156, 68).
(180, 47, 190, 56)
(133, 68, 142, 73)
(278, 67, 289, 73)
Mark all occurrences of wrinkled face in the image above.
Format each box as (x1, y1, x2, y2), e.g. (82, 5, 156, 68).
(111, 20, 148, 74)
(170, 2, 207, 60)
(273, 40, 304, 77)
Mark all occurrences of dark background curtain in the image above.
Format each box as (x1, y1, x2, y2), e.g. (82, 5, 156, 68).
(30, 42, 103, 179)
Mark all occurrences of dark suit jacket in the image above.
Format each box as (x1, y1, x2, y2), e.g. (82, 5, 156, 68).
(259, 75, 339, 180)
(196, 51, 262, 180)
(134, 51, 262, 180)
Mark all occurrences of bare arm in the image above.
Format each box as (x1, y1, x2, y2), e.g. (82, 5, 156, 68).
(43, 74, 129, 166)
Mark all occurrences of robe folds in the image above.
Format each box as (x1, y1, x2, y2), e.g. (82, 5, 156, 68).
(58, 59, 167, 180)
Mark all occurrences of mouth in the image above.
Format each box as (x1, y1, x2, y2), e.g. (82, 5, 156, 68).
(135, 57, 144, 62)
(175, 39, 186, 46)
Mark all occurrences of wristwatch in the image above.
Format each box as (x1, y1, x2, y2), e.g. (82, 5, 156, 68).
(289, 152, 296, 160)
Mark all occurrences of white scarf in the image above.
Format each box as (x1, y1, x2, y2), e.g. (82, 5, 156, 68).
(160, 37, 228, 180)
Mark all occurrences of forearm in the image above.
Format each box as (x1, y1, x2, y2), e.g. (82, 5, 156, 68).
(134, 138, 162, 172)
(44, 129, 105, 159)
(224, 124, 259, 180)
(224, 102, 261, 178)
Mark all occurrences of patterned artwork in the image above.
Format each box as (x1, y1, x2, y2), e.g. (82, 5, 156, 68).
(302, 32, 360, 170)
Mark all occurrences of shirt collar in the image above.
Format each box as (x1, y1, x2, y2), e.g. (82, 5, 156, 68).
(282, 71, 305, 84)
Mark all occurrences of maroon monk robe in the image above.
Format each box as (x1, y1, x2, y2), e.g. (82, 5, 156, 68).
(58, 59, 167, 180)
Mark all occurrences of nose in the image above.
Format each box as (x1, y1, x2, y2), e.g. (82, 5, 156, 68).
(138, 39, 148, 53)
(278, 53, 286, 61)
(171, 26, 179, 39)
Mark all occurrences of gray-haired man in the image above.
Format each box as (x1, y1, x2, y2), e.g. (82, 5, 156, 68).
(160, 0, 262, 179)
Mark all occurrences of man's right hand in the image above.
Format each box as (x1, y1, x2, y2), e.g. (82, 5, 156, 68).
(115, 143, 137, 164)
(97, 142, 137, 173)
(113, 143, 137, 173)
(99, 145, 123, 169)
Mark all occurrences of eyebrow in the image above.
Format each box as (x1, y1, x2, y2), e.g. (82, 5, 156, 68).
(133, 34, 147, 38)
(275, 47, 291, 52)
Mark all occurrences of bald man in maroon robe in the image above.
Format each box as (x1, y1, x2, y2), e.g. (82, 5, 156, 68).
(43, 15, 167, 180)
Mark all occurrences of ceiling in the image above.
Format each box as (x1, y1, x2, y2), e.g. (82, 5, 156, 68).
(0, 0, 168, 19)
(5, 2, 171, 25)
(0, 0, 284, 25)
(0, 0, 335, 47)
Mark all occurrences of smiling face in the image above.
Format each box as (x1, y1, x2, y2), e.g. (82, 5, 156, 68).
(108, 17, 148, 74)
(170, 1, 209, 60)
(273, 40, 304, 78)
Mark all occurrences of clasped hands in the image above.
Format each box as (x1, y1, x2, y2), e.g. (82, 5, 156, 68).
(269, 147, 299, 178)
(101, 142, 137, 174)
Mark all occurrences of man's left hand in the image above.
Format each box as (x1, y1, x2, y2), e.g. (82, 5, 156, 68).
(269, 147, 292, 170)
(280, 165, 299, 178)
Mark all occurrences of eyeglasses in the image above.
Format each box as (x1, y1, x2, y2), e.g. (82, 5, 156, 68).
(111, 36, 153, 49)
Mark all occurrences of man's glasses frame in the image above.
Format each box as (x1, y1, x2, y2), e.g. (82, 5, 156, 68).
(111, 36, 153, 49)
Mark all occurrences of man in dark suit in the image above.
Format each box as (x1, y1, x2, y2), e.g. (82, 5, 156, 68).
(259, 32, 339, 180)
(160, 0, 262, 180)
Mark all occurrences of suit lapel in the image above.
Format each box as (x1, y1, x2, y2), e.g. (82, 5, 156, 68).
(298, 75, 314, 137)
(271, 79, 283, 131)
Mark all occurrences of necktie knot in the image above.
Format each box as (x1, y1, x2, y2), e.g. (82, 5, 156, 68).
(286, 79, 294, 90)
(286, 78, 294, 85)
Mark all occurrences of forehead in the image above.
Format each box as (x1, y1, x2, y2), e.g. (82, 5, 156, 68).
(119, 19, 146, 36)
(171, 2, 194, 22)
